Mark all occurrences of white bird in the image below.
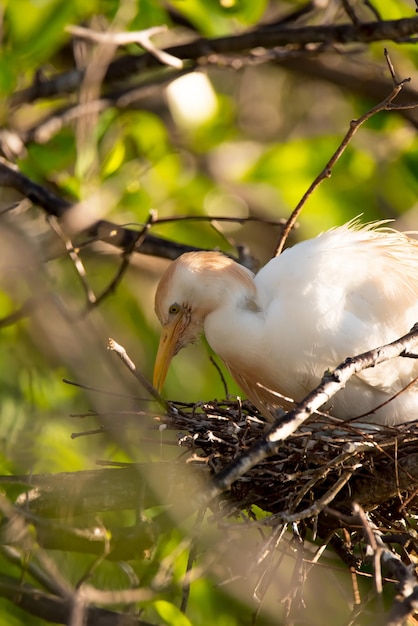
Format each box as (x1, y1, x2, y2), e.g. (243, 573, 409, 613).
(153, 221, 418, 426)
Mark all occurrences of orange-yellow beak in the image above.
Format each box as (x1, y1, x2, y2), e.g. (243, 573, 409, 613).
(153, 317, 183, 392)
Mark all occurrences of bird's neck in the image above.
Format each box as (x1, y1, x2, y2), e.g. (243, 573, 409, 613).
(204, 289, 263, 364)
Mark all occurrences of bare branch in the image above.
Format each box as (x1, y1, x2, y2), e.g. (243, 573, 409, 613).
(47, 216, 97, 305)
(204, 324, 418, 504)
(0, 159, 218, 262)
(10, 16, 418, 106)
(0, 574, 156, 626)
(0, 158, 70, 218)
(107, 338, 171, 413)
(341, 0, 361, 25)
(67, 24, 183, 69)
(270, 53, 418, 129)
(86, 211, 155, 311)
(273, 53, 418, 256)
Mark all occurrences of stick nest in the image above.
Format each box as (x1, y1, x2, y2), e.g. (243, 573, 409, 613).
(160, 398, 418, 554)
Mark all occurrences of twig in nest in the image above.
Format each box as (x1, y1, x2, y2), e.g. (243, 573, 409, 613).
(354, 502, 418, 625)
(209, 356, 229, 398)
(203, 323, 418, 504)
(259, 470, 354, 526)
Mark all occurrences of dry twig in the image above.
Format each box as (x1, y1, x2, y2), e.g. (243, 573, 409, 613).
(67, 24, 183, 69)
(274, 51, 418, 256)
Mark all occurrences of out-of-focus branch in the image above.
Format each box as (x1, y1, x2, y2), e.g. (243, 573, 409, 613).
(10, 16, 418, 106)
(0, 159, 208, 261)
(0, 574, 156, 626)
(0, 159, 70, 217)
(4, 464, 204, 518)
(3, 443, 418, 524)
(67, 24, 183, 69)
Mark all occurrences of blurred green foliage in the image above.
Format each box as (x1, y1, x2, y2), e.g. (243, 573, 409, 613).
(1, 0, 418, 624)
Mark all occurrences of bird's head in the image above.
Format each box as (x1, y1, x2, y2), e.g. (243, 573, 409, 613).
(153, 251, 255, 392)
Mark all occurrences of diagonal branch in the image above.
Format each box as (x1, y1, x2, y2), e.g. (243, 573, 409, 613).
(204, 323, 418, 504)
(273, 51, 418, 256)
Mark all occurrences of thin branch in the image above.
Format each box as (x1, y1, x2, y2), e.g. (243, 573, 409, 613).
(86, 211, 156, 311)
(270, 53, 418, 130)
(47, 216, 97, 305)
(354, 503, 383, 595)
(67, 24, 183, 69)
(261, 470, 353, 525)
(180, 506, 206, 613)
(274, 52, 418, 256)
(107, 338, 171, 413)
(14, 68, 189, 148)
(209, 356, 229, 398)
(351, 374, 418, 420)
(363, 1, 383, 21)
(154, 214, 284, 227)
(0, 493, 73, 598)
(0, 158, 70, 217)
(63, 377, 146, 401)
(0, 296, 43, 328)
(84, 219, 215, 260)
(0, 545, 69, 598)
(0, 159, 222, 261)
(341, 0, 361, 26)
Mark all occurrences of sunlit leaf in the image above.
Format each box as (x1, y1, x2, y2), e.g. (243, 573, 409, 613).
(153, 600, 193, 626)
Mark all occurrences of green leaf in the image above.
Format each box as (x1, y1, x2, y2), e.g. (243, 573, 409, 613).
(5, 0, 79, 67)
(0, 53, 17, 96)
(153, 600, 193, 626)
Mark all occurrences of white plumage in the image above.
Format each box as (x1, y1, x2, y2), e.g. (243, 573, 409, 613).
(153, 222, 418, 425)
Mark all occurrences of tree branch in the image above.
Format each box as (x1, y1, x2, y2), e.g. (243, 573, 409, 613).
(354, 504, 418, 626)
(274, 51, 418, 255)
(10, 16, 418, 105)
(0, 574, 156, 626)
(3, 464, 204, 518)
(205, 324, 418, 503)
(0, 159, 212, 261)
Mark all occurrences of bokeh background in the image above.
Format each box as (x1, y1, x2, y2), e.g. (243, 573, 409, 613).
(1, 0, 418, 624)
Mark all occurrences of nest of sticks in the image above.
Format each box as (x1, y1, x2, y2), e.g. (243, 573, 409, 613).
(161, 398, 418, 522)
(67, 350, 418, 623)
(154, 396, 418, 616)
(79, 336, 418, 619)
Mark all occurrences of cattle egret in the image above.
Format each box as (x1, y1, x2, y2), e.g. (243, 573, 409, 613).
(153, 222, 418, 425)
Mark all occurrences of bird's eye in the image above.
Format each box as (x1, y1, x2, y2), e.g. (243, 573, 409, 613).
(169, 303, 180, 315)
